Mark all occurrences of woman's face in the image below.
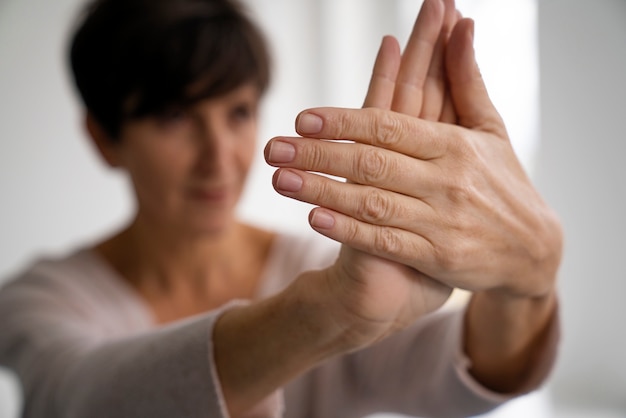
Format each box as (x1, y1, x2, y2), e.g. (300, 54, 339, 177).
(111, 83, 260, 236)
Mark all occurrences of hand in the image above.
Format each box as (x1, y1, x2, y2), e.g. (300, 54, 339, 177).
(266, 0, 462, 347)
(363, 0, 459, 122)
(265, 2, 562, 348)
(215, 3, 473, 414)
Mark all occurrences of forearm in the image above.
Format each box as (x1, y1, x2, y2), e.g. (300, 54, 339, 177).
(213, 269, 351, 417)
(464, 288, 559, 394)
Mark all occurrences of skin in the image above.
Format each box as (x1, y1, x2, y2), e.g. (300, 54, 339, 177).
(266, 0, 561, 394)
(89, 83, 275, 323)
(217, 0, 560, 416)
(87, 0, 561, 415)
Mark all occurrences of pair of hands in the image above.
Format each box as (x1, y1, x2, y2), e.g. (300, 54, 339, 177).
(265, 0, 562, 348)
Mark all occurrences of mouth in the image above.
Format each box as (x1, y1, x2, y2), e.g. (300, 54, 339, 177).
(187, 187, 230, 203)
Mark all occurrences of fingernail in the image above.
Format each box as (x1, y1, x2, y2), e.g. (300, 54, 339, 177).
(267, 140, 296, 163)
(310, 210, 335, 229)
(276, 170, 303, 192)
(297, 113, 323, 135)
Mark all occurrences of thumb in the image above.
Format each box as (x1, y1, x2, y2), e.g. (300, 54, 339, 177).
(446, 18, 507, 137)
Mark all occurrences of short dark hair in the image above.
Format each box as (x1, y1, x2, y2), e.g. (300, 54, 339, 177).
(68, 0, 271, 140)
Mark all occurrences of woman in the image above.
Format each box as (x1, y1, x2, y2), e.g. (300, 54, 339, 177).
(0, 0, 562, 417)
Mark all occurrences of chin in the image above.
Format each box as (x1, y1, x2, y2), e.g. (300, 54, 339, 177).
(186, 213, 237, 238)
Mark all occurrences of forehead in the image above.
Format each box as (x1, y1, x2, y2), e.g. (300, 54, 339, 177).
(123, 82, 261, 133)
(190, 82, 261, 107)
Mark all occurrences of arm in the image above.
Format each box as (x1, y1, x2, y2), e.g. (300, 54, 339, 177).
(0, 273, 232, 418)
(3, 5, 558, 418)
(264, 1, 562, 399)
(283, 308, 517, 418)
(465, 289, 558, 393)
(445, 18, 562, 393)
(217, 3, 465, 415)
(0, 264, 351, 418)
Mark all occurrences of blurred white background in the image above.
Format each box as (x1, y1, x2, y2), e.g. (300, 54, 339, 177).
(1, 0, 625, 417)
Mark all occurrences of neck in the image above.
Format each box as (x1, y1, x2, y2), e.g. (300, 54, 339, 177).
(97, 211, 257, 289)
(95, 215, 274, 322)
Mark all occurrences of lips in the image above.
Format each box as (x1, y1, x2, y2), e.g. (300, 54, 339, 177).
(187, 186, 230, 202)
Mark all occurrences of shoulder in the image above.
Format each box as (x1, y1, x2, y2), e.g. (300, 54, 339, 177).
(0, 249, 90, 303)
(0, 249, 100, 346)
(0, 248, 151, 335)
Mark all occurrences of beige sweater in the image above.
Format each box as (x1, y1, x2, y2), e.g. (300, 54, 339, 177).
(0, 233, 558, 418)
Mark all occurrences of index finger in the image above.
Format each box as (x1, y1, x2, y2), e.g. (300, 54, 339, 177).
(295, 107, 454, 160)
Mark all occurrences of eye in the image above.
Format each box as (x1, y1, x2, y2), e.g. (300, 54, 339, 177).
(229, 103, 255, 123)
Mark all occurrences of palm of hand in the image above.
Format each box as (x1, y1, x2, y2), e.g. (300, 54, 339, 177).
(327, 247, 451, 346)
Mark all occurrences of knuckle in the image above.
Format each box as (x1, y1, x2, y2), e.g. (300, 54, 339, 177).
(373, 227, 402, 255)
(337, 111, 359, 139)
(355, 147, 389, 184)
(374, 111, 403, 147)
(357, 189, 391, 224)
(312, 176, 338, 203)
(443, 127, 467, 151)
(343, 217, 361, 244)
(440, 168, 478, 205)
(446, 181, 475, 205)
(448, 132, 480, 163)
(305, 142, 329, 171)
(448, 137, 469, 158)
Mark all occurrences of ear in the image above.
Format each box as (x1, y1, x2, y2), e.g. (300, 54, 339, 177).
(85, 112, 120, 168)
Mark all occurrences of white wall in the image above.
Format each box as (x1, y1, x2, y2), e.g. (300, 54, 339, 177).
(4, 0, 619, 417)
(536, 0, 626, 416)
(0, 0, 540, 286)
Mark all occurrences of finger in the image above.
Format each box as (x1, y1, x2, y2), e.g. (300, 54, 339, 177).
(363, 36, 401, 109)
(310, 205, 497, 293)
(271, 168, 437, 234)
(438, 8, 464, 124)
(265, 136, 439, 196)
(420, 0, 458, 121)
(293, 107, 454, 160)
(446, 18, 507, 137)
(308, 206, 439, 277)
(439, 91, 457, 123)
(390, 0, 444, 116)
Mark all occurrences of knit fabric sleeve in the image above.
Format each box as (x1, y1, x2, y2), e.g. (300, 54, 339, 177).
(284, 303, 559, 418)
(268, 236, 561, 418)
(0, 254, 283, 418)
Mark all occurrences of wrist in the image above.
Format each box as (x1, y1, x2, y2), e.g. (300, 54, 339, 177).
(464, 288, 558, 393)
(287, 266, 375, 353)
(213, 269, 351, 415)
(282, 268, 358, 356)
(506, 207, 563, 299)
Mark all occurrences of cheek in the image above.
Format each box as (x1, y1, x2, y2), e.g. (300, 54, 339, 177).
(126, 142, 194, 197)
(234, 135, 257, 177)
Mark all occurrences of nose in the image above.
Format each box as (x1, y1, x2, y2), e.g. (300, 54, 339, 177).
(192, 113, 231, 176)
